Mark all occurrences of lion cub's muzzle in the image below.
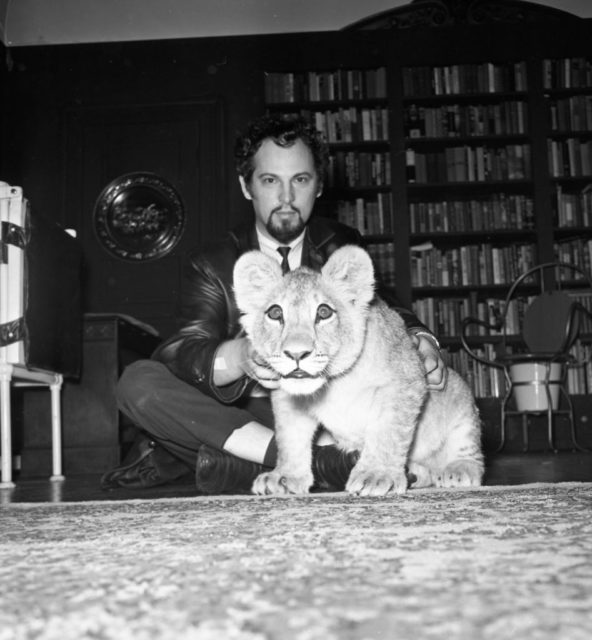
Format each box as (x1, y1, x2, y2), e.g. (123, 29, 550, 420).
(282, 347, 313, 378)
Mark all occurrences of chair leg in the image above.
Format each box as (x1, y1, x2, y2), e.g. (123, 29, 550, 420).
(50, 375, 65, 482)
(563, 390, 589, 453)
(546, 406, 557, 453)
(496, 398, 508, 453)
(522, 413, 530, 452)
(0, 364, 16, 489)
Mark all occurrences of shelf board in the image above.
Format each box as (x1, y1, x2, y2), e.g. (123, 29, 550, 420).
(555, 226, 592, 238)
(327, 140, 390, 150)
(410, 229, 536, 242)
(405, 134, 530, 146)
(412, 282, 544, 296)
(403, 91, 529, 103)
(324, 185, 392, 197)
(266, 98, 388, 109)
(407, 180, 533, 192)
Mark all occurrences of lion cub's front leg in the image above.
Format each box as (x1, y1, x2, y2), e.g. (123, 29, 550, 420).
(251, 406, 318, 495)
(344, 390, 423, 497)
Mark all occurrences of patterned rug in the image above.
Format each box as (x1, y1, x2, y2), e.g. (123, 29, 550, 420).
(1, 483, 592, 640)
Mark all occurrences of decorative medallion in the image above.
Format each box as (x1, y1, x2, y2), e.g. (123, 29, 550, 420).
(93, 172, 185, 261)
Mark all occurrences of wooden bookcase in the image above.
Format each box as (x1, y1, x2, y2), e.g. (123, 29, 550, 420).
(265, 67, 397, 287)
(544, 56, 592, 396)
(261, 3, 592, 402)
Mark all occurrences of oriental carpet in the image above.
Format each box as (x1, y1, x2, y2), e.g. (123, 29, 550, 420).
(1, 482, 591, 640)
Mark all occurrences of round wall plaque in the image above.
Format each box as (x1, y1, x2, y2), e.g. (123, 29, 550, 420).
(93, 172, 185, 261)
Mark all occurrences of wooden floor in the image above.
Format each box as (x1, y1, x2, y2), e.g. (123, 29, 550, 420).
(1, 452, 591, 504)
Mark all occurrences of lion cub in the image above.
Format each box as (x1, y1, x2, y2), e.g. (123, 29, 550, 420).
(233, 245, 483, 496)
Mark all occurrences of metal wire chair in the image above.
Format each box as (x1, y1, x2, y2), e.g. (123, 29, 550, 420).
(461, 262, 592, 452)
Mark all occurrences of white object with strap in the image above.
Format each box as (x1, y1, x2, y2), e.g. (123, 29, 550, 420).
(0, 182, 64, 488)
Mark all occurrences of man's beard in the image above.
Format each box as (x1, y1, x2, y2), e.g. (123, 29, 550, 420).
(266, 208, 306, 244)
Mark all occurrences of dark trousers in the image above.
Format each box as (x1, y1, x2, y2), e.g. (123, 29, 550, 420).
(116, 360, 276, 471)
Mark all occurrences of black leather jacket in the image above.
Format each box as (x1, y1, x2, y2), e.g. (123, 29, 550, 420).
(153, 216, 431, 403)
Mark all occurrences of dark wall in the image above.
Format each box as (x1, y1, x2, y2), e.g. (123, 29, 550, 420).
(0, 31, 385, 335)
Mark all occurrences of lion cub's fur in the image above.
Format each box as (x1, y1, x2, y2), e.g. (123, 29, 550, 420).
(233, 245, 483, 496)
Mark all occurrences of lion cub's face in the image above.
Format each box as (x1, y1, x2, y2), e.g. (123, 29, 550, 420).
(233, 245, 376, 396)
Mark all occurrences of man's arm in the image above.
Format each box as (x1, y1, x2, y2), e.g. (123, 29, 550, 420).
(152, 249, 254, 403)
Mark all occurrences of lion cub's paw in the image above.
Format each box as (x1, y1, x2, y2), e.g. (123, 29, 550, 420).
(251, 470, 313, 495)
(346, 467, 408, 497)
(407, 462, 433, 488)
(433, 460, 483, 488)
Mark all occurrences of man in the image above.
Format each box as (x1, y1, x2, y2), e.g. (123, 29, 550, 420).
(103, 113, 446, 494)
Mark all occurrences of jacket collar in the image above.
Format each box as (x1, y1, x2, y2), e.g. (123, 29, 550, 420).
(231, 216, 337, 267)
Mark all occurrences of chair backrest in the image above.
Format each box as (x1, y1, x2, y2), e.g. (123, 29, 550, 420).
(461, 261, 592, 369)
(522, 290, 579, 355)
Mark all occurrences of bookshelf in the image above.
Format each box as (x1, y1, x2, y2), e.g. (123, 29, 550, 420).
(262, 6, 592, 400)
(544, 57, 592, 278)
(399, 60, 541, 397)
(264, 67, 396, 287)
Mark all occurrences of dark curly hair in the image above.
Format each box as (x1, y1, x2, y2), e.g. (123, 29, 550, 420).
(234, 113, 329, 185)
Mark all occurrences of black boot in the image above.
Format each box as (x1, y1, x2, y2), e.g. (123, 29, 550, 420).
(194, 444, 359, 495)
(311, 445, 359, 491)
(195, 446, 270, 495)
(100, 432, 192, 490)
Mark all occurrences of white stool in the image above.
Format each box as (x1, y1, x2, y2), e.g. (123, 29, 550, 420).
(0, 363, 64, 488)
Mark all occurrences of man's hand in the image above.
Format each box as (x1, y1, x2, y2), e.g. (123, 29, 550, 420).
(213, 337, 280, 389)
(242, 340, 281, 390)
(411, 332, 448, 391)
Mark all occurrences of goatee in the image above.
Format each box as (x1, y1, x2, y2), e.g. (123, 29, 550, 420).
(266, 209, 305, 244)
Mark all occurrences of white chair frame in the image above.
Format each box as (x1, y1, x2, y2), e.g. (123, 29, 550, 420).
(0, 363, 64, 488)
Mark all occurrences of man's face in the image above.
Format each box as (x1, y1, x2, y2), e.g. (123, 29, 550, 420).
(239, 138, 322, 244)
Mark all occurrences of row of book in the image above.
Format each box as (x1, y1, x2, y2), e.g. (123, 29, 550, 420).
(555, 238, 592, 276)
(326, 151, 391, 189)
(548, 138, 592, 177)
(366, 242, 396, 289)
(413, 294, 534, 339)
(404, 101, 528, 138)
(416, 290, 592, 343)
(410, 242, 536, 288)
(409, 194, 535, 234)
(543, 57, 592, 91)
(548, 95, 592, 133)
(264, 68, 387, 104)
(446, 346, 506, 398)
(566, 343, 592, 396)
(569, 293, 592, 333)
(335, 194, 394, 236)
(406, 144, 531, 183)
(402, 61, 528, 97)
(299, 108, 389, 144)
(554, 184, 592, 228)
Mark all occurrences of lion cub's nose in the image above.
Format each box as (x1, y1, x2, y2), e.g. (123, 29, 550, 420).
(284, 349, 312, 364)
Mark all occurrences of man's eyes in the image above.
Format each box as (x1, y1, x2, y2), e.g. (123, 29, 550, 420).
(259, 176, 311, 185)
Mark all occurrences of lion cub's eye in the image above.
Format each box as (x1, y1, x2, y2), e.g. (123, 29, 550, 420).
(315, 304, 335, 322)
(266, 304, 284, 322)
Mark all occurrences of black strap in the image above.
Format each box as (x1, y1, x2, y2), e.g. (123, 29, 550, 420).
(0, 221, 27, 264)
(0, 317, 26, 347)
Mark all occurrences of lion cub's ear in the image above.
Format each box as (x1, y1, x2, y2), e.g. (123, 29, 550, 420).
(233, 250, 283, 314)
(321, 245, 375, 306)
